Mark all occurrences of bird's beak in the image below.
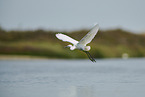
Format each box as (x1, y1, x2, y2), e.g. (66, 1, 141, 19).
(64, 46, 69, 48)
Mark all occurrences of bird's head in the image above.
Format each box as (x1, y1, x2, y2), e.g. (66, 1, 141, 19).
(64, 45, 75, 50)
(84, 46, 91, 51)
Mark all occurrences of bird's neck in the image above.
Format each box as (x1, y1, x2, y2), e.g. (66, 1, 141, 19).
(70, 45, 76, 50)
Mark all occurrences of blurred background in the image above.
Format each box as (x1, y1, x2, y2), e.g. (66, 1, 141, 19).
(1, 1, 145, 97)
(0, 0, 145, 59)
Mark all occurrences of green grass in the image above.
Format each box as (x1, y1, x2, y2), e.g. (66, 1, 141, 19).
(0, 28, 145, 59)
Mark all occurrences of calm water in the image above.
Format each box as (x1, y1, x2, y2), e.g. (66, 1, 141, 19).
(0, 58, 145, 97)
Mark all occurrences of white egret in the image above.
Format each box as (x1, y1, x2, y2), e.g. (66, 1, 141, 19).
(56, 24, 99, 62)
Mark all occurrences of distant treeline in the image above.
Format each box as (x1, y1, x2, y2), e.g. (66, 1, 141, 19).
(0, 27, 145, 59)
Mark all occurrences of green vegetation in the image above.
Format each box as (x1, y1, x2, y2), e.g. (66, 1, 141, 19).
(0, 28, 145, 59)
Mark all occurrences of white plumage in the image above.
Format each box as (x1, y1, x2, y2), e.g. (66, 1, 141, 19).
(79, 24, 99, 46)
(56, 33, 79, 45)
(56, 24, 99, 62)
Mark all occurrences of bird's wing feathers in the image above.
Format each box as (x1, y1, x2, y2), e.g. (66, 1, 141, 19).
(79, 24, 99, 45)
(56, 33, 79, 45)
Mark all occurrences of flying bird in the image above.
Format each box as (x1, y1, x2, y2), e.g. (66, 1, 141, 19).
(56, 24, 99, 62)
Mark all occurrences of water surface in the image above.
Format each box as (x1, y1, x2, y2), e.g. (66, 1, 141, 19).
(0, 58, 145, 97)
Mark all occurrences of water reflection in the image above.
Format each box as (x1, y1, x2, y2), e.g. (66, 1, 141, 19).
(59, 86, 94, 97)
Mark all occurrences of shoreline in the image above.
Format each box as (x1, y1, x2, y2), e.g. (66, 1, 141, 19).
(0, 55, 49, 60)
(0, 55, 144, 60)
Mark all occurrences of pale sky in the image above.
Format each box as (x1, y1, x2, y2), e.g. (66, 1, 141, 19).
(0, 0, 145, 33)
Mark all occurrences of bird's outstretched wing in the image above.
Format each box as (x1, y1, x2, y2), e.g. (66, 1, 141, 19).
(79, 24, 99, 46)
(56, 33, 79, 45)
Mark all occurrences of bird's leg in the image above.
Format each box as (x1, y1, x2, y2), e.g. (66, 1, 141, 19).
(84, 51, 96, 62)
(87, 51, 96, 62)
(85, 51, 93, 62)
(87, 52, 96, 62)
